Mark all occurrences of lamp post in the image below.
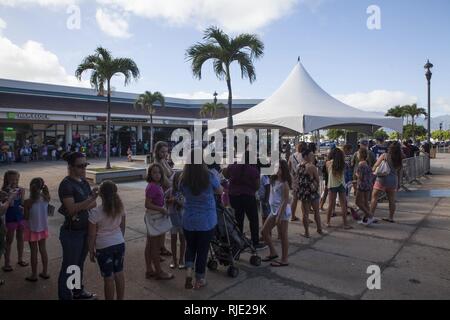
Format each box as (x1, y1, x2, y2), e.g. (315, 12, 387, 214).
(424, 59, 433, 174)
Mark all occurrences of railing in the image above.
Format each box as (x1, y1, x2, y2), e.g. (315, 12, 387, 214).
(401, 155, 429, 191)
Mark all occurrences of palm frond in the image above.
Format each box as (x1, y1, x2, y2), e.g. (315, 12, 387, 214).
(231, 33, 264, 59)
(234, 52, 256, 83)
(203, 26, 231, 50)
(186, 43, 224, 80)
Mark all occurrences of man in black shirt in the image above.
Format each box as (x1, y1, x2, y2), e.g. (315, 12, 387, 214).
(57, 152, 98, 300)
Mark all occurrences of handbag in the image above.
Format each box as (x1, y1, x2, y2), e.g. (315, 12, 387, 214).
(144, 209, 172, 237)
(375, 160, 391, 177)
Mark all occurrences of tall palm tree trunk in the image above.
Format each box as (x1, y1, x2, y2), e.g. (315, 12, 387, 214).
(226, 67, 233, 129)
(106, 80, 112, 169)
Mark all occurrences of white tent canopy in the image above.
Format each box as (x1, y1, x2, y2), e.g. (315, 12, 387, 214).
(208, 62, 403, 134)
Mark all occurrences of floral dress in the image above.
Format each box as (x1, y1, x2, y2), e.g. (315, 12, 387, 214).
(356, 162, 373, 192)
(296, 163, 319, 202)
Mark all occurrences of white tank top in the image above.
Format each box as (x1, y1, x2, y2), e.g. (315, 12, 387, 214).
(269, 180, 292, 215)
(29, 199, 48, 232)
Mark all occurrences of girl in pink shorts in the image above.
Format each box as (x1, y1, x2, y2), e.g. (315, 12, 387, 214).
(23, 178, 50, 282)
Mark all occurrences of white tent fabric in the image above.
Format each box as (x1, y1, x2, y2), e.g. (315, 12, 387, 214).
(208, 62, 403, 134)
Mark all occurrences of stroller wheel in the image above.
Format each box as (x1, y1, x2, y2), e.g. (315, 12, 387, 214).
(207, 259, 218, 271)
(227, 266, 239, 278)
(249, 255, 261, 266)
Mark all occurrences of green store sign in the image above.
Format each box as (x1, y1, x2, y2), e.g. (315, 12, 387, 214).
(7, 112, 16, 119)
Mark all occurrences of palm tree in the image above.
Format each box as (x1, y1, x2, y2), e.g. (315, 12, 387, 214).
(386, 105, 405, 123)
(406, 104, 427, 140)
(186, 26, 264, 129)
(134, 91, 165, 157)
(76, 47, 140, 169)
(200, 101, 226, 119)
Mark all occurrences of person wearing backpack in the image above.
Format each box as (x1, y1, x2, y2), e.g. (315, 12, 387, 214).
(368, 141, 403, 225)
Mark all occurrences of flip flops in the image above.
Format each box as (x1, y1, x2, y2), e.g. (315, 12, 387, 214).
(262, 255, 279, 262)
(25, 276, 38, 282)
(39, 273, 50, 280)
(18, 261, 29, 267)
(382, 218, 395, 223)
(2, 266, 13, 272)
(270, 261, 289, 267)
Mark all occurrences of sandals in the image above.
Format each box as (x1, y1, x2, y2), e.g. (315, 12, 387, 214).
(300, 233, 310, 239)
(270, 261, 289, 267)
(39, 273, 50, 280)
(25, 276, 38, 282)
(290, 217, 300, 222)
(382, 218, 395, 223)
(18, 261, 29, 267)
(178, 264, 186, 270)
(155, 272, 174, 281)
(2, 266, 13, 272)
(262, 255, 279, 262)
(169, 263, 178, 269)
(194, 279, 207, 290)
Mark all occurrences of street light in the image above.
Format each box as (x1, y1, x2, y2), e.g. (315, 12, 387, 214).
(424, 59, 433, 174)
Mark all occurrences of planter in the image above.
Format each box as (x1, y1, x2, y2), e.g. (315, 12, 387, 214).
(86, 167, 147, 184)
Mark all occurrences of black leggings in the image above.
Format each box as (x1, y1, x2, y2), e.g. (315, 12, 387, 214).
(183, 229, 214, 280)
(230, 195, 260, 246)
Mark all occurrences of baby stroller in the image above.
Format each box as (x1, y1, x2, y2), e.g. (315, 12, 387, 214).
(207, 196, 262, 278)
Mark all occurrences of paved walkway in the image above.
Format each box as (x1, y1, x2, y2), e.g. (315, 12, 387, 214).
(0, 154, 449, 300)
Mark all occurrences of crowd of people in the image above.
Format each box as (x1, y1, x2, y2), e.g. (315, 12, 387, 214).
(0, 136, 413, 299)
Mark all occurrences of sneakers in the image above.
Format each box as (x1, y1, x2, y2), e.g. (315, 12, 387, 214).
(361, 217, 376, 226)
(254, 243, 268, 251)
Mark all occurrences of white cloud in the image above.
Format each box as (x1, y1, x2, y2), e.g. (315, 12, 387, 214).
(333, 90, 418, 113)
(96, 0, 300, 33)
(0, 20, 89, 87)
(435, 97, 450, 115)
(0, 17, 6, 31)
(0, 0, 78, 8)
(167, 91, 232, 100)
(96, 7, 131, 38)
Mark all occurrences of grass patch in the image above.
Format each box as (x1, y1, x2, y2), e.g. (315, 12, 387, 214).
(88, 167, 131, 172)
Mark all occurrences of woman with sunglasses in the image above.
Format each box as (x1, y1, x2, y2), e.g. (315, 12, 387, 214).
(57, 152, 98, 300)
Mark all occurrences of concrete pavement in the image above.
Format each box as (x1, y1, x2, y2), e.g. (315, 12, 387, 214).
(0, 154, 449, 300)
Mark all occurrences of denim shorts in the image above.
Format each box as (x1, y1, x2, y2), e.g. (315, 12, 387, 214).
(96, 243, 125, 278)
(329, 184, 346, 194)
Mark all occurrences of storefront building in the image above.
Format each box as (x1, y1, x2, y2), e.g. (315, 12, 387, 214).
(0, 78, 261, 159)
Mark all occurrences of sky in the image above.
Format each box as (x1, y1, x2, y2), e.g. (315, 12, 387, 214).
(0, 0, 449, 116)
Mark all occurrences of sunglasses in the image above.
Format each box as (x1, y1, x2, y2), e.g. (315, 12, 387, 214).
(74, 163, 90, 169)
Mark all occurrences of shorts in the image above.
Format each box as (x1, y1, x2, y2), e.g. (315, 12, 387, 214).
(373, 181, 397, 192)
(270, 204, 292, 221)
(6, 220, 26, 232)
(96, 243, 125, 278)
(259, 201, 271, 219)
(329, 185, 346, 194)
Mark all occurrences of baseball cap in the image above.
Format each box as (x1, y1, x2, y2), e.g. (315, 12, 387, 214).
(359, 139, 369, 146)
